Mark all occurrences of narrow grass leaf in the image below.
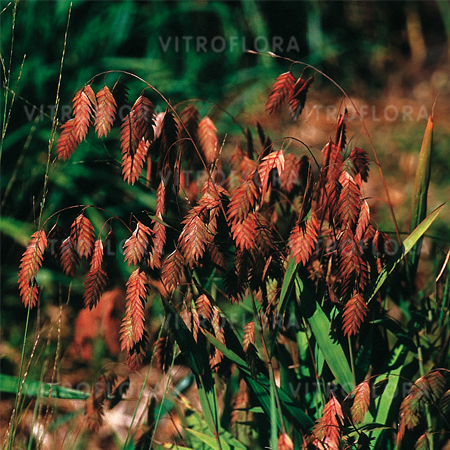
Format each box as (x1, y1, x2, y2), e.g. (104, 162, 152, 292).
(295, 275, 354, 393)
(185, 427, 246, 450)
(203, 329, 315, 432)
(409, 113, 433, 280)
(0, 374, 89, 400)
(271, 256, 298, 358)
(367, 203, 445, 304)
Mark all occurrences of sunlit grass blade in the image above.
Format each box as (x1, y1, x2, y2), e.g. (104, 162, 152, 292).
(185, 427, 247, 450)
(364, 342, 414, 447)
(295, 275, 355, 393)
(162, 298, 221, 447)
(367, 203, 445, 304)
(409, 112, 434, 281)
(203, 328, 315, 434)
(270, 255, 298, 358)
(0, 374, 89, 400)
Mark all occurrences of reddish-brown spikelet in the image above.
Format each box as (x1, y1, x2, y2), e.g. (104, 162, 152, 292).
(70, 214, 95, 259)
(337, 171, 361, 227)
(84, 371, 117, 432)
(84, 392, 104, 432)
(178, 104, 199, 159)
(123, 220, 152, 266)
(227, 179, 258, 224)
(229, 144, 257, 181)
(148, 215, 166, 270)
(155, 180, 166, 216)
(242, 321, 255, 351)
(310, 394, 343, 450)
(231, 212, 257, 251)
(131, 95, 155, 144)
(122, 138, 150, 185)
(196, 294, 213, 322)
(126, 351, 145, 372)
(355, 199, 371, 243)
(229, 144, 247, 172)
(157, 109, 179, 178)
(95, 85, 117, 138)
(209, 306, 225, 370)
(178, 206, 210, 268)
(153, 112, 165, 140)
(160, 250, 185, 294)
(278, 433, 294, 450)
(83, 239, 108, 310)
(59, 236, 80, 277)
(56, 119, 78, 160)
(120, 97, 154, 184)
(322, 141, 343, 175)
(334, 110, 347, 151)
(342, 292, 367, 336)
(337, 228, 370, 301)
(288, 214, 320, 265)
(414, 433, 432, 450)
(155, 335, 173, 373)
(280, 153, 301, 193)
(120, 268, 148, 352)
(18, 230, 47, 308)
(183, 306, 200, 343)
(289, 75, 314, 120)
(265, 71, 296, 115)
(72, 85, 97, 143)
(349, 380, 370, 423)
(349, 146, 370, 182)
(198, 116, 219, 165)
(398, 371, 446, 443)
(258, 149, 285, 202)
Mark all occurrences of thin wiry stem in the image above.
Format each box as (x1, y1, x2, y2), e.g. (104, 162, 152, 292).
(5, 5, 72, 449)
(1, 0, 19, 159)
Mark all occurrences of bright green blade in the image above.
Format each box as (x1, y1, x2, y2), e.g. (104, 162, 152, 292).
(203, 329, 315, 433)
(295, 275, 354, 393)
(0, 373, 89, 400)
(162, 299, 221, 445)
(409, 113, 434, 281)
(367, 203, 445, 304)
(364, 341, 415, 448)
